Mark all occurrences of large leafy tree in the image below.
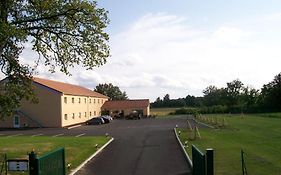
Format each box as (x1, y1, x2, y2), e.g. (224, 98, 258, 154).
(260, 72, 281, 109)
(225, 79, 244, 106)
(0, 0, 110, 119)
(94, 83, 128, 100)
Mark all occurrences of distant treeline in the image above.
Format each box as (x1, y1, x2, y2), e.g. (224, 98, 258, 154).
(151, 72, 281, 114)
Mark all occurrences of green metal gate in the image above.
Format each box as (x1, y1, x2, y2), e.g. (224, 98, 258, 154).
(29, 148, 65, 175)
(192, 145, 214, 175)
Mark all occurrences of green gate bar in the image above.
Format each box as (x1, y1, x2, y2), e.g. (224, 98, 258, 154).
(29, 148, 65, 175)
(192, 145, 206, 175)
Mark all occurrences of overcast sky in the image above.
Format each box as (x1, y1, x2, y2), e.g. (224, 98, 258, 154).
(3, 0, 281, 101)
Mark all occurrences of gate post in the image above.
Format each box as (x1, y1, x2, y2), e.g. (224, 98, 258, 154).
(29, 151, 38, 175)
(206, 149, 214, 175)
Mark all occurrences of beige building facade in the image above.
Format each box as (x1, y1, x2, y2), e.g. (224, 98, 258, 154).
(102, 99, 150, 117)
(0, 77, 108, 128)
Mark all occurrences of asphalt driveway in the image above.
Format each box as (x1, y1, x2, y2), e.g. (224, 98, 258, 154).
(75, 117, 192, 175)
(0, 116, 192, 175)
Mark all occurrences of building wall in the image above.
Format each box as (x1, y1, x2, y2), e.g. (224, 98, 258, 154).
(20, 83, 62, 127)
(61, 95, 108, 127)
(104, 107, 150, 117)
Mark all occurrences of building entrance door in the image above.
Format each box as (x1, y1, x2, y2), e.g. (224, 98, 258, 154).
(13, 115, 20, 128)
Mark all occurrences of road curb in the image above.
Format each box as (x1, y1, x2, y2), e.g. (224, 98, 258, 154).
(174, 128, 193, 167)
(69, 137, 114, 175)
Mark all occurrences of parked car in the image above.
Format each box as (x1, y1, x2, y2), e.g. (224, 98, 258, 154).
(101, 116, 110, 123)
(101, 115, 113, 121)
(125, 111, 141, 120)
(86, 117, 105, 125)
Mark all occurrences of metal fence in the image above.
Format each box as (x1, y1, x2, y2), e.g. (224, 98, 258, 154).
(192, 145, 213, 175)
(29, 148, 65, 175)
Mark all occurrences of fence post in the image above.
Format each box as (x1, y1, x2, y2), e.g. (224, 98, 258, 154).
(29, 151, 38, 175)
(62, 148, 66, 175)
(241, 150, 247, 175)
(206, 149, 214, 175)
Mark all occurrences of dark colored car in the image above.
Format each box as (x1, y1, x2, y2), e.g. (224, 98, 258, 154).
(125, 111, 141, 120)
(101, 116, 110, 123)
(86, 117, 105, 125)
(101, 115, 113, 122)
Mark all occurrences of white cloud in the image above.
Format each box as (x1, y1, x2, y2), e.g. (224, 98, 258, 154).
(2, 12, 281, 101)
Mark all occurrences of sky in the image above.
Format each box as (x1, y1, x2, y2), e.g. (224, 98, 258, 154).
(3, 0, 281, 101)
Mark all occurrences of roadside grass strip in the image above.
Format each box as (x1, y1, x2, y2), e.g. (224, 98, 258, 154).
(174, 128, 192, 167)
(0, 135, 111, 174)
(69, 137, 114, 175)
(6, 133, 23, 137)
(176, 113, 281, 175)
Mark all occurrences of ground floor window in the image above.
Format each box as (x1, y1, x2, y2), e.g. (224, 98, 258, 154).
(64, 114, 68, 120)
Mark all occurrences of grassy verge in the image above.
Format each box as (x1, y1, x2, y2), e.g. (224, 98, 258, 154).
(0, 136, 110, 174)
(151, 107, 180, 116)
(177, 113, 281, 175)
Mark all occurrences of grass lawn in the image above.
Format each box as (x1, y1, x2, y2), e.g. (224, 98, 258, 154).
(177, 113, 281, 175)
(150, 107, 180, 116)
(0, 136, 110, 174)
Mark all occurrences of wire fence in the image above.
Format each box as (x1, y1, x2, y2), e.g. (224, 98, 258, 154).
(242, 150, 281, 175)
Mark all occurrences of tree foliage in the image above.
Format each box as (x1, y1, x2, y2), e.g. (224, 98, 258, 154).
(0, 0, 110, 119)
(151, 73, 281, 113)
(94, 83, 128, 100)
(261, 73, 281, 109)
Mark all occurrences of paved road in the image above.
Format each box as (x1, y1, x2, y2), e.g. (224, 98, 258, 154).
(0, 117, 193, 175)
(75, 118, 191, 175)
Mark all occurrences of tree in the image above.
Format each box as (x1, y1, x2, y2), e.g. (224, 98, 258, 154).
(241, 86, 259, 109)
(225, 79, 244, 106)
(163, 94, 170, 101)
(0, 0, 110, 119)
(260, 72, 281, 109)
(203, 85, 227, 106)
(94, 83, 128, 100)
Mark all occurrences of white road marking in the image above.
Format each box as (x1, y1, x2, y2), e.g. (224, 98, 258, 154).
(52, 134, 64, 137)
(31, 134, 43, 137)
(75, 133, 85, 137)
(67, 125, 82, 129)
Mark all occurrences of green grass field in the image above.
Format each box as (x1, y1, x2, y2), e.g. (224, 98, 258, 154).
(150, 107, 180, 116)
(0, 136, 110, 174)
(177, 113, 281, 175)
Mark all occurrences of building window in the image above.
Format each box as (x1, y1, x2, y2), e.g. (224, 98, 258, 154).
(72, 113, 75, 119)
(98, 99, 100, 104)
(64, 114, 68, 120)
(89, 99, 91, 103)
(64, 97, 67, 104)
(84, 98, 86, 103)
(78, 98, 81, 103)
(101, 99, 103, 104)
(94, 99, 96, 104)
(90, 111, 92, 116)
(85, 112, 87, 117)
(72, 97, 74, 103)
(94, 111, 96, 116)
(79, 112, 81, 118)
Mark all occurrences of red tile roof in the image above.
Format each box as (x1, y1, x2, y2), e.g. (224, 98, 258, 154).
(33, 77, 108, 98)
(102, 99, 150, 109)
